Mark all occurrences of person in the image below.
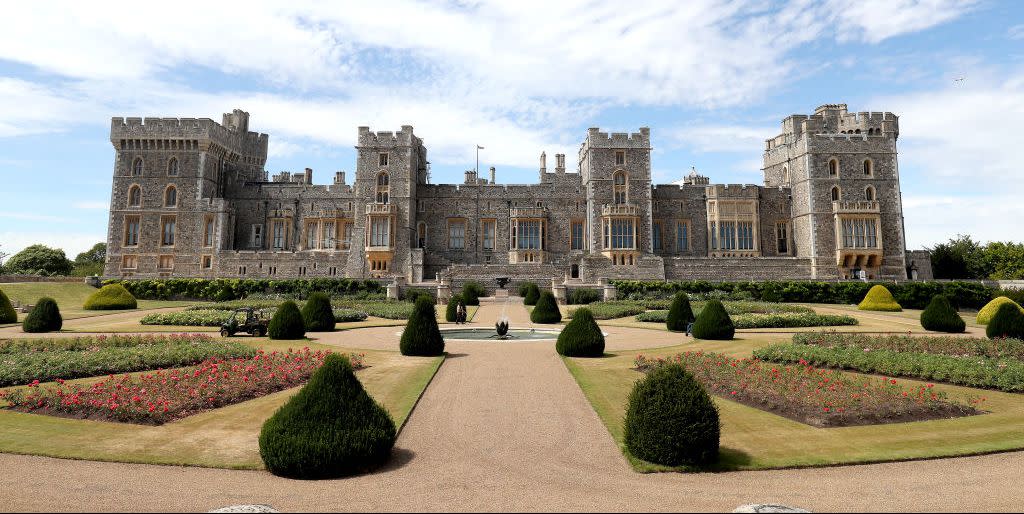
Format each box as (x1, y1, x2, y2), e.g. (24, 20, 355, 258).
(685, 321, 694, 337)
(456, 301, 467, 325)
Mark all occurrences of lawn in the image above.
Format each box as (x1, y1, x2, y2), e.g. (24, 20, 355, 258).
(0, 338, 444, 469)
(564, 332, 1024, 472)
(0, 282, 197, 321)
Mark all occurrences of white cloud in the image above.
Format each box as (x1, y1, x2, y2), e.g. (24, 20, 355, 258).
(0, 211, 76, 223)
(72, 201, 109, 210)
(826, 0, 979, 44)
(666, 124, 776, 154)
(902, 194, 1024, 248)
(1009, 24, 1024, 40)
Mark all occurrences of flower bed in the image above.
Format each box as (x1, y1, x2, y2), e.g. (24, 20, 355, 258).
(793, 332, 1024, 360)
(140, 309, 254, 327)
(332, 308, 368, 322)
(567, 302, 647, 320)
(0, 348, 366, 425)
(634, 311, 856, 328)
(633, 351, 976, 427)
(0, 334, 255, 387)
(333, 300, 414, 320)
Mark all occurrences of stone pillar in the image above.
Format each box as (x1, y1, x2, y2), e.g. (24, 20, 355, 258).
(552, 278, 567, 305)
(437, 279, 452, 304)
(602, 281, 617, 302)
(387, 281, 400, 301)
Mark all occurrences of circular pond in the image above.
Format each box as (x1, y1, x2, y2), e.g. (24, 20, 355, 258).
(440, 327, 561, 341)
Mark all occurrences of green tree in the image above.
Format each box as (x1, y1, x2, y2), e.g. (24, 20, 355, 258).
(400, 296, 445, 356)
(5, 245, 74, 276)
(983, 241, 1024, 280)
(928, 235, 987, 280)
(73, 242, 107, 277)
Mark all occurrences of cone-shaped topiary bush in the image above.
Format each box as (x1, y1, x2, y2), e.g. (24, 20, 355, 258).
(986, 302, 1024, 340)
(0, 288, 16, 324)
(530, 290, 562, 324)
(302, 292, 336, 332)
(461, 281, 485, 306)
(400, 296, 445, 356)
(445, 294, 463, 323)
(666, 292, 695, 332)
(269, 300, 306, 340)
(22, 297, 62, 333)
(624, 364, 719, 467)
(858, 285, 903, 312)
(690, 300, 734, 340)
(977, 296, 1024, 325)
(523, 283, 540, 306)
(83, 283, 137, 310)
(556, 308, 605, 357)
(259, 353, 397, 479)
(920, 295, 966, 333)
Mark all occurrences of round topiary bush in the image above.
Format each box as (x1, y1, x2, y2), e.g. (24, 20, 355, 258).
(523, 283, 540, 306)
(977, 296, 1024, 325)
(530, 291, 562, 324)
(556, 308, 605, 357)
(460, 281, 485, 306)
(920, 295, 966, 333)
(690, 300, 734, 340)
(259, 353, 397, 479)
(268, 300, 306, 340)
(0, 288, 17, 324)
(986, 302, 1024, 340)
(302, 292, 336, 332)
(623, 364, 720, 467)
(83, 283, 137, 310)
(445, 294, 463, 323)
(858, 285, 903, 312)
(22, 297, 62, 333)
(666, 292, 695, 332)
(400, 296, 445, 356)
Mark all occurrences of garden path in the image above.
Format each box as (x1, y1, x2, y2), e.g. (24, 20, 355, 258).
(2, 298, 1024, 511)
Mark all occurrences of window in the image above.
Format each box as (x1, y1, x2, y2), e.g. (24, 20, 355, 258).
(376, 172, 390, 204)
(676, 221, 689, 252)
(121, 255, 137, 270)
(863, 159, 873, 177)
(828, 158, 839, 177)
(614, 150, 625, 166)
(782, 166, 790, 183)
(379, 153, 389, 167)
(127, 185, 141, 207)
(305, 222, 318, 249)
(160, 216, 176, 246)
(613, 171, 628, 205)
(201, 255, 213, 269)
(272, 221, 285, 249)
(737, 221, 754, 250)
(448, 220, 465, 249)
(604, 218, 635, 249)
(370, 217, 390, 247)
(250, 225, 263, 248)
(652, 221, 663, 251)
(164, 186, 177, 207)
(711, 221, 745, 251)
(322, 221, 336, 249)
(417, 222, 427, 248)
(831, 186, 841, 202)
(841, 219, 879, 248)
(513, 220, 541, 250)
(571, 220, 585, 250)
(158, 255, 174, 270)
(168, 158, 179, 176)
(482, 220, 495, 250)
(123, 216, 140, 246)
(132, 158, 143, 176)
(776, 222, 789, 254)
(203, 216, 215, 247)
(342, 223, 352, 250)
(865, 186, 875, 201)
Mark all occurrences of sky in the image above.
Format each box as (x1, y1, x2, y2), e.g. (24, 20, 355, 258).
(0, 0, 1022, 260)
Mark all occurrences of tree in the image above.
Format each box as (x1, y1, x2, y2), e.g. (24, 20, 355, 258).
(400, 296, 445, 356)
(691, 300, 734, 340)
(268, 300, 306, 340)
(983, 241, 1024, 280)
(22, 297, 62, 333)
(919, 295, 965, 333)
(556, 308, 605, 357)
(301, 292, 336, 332)
(530, 291, 562, 324)
(4, 245, 74, 276)
(666, 292, 695, 332)
(928, 235, 987, 280)
(73, 242, 107, 277)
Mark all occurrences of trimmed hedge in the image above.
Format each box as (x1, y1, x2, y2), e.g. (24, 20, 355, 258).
(636, 310, 856, 329)
(259, 354, 397, 479)
(555, 308, 605, 357)
(400, 297, 445, 356)
(0, 288, 16, 324)
(611, 279, 996, 310)
(333, 309, 368, 323)
(568, 301, 647, 320)
(666, 293, 695, 332)
(792, 331, 1024, 360)
(690, 300, 734, 340)
(987, 302, 1024, 340)
(920, 296, 966, 333)
(530, 291, 562, 324)
(523, 283, 540, 306)
(268, 301, 306, 340)
(623, 364, 720, 467)
(105, 278, 385, 301)
(568, 288, 602, 305)
(858, 285, 902, 312)
(402, 289, 435, 304)
(461, 281, 485, 306)
(302, 293, 336, 332)
(445, 294, 463, 323)
(22, 297, 62, 333)
(83, 283, 137, 310)
(977, 296, 1024, 325)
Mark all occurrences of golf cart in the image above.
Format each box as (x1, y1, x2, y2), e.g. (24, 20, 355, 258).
(220, 307, 269, 337)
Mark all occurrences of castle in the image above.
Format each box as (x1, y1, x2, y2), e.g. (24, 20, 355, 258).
(103, 104, 933, 289)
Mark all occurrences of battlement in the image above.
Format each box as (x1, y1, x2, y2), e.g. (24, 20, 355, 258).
(110, 110, 269, 158)
(766, 104, 899, 151)
(357, 125, 421, 148)
(706, 183, 760, 198)
(584, 127, 651, 149)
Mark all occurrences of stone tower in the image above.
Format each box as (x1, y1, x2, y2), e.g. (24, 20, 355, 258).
(763, 103, 907, 279)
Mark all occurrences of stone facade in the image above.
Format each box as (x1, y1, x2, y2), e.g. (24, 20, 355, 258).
(103, 104, 929, 285)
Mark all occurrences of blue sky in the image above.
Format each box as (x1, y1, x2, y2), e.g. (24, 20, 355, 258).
(1, 0, 1022, 259)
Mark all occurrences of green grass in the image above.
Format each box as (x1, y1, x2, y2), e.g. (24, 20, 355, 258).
(0, 283, 195, 321)
(563, 333, 1024, 472)
(0, 338, 443, 469)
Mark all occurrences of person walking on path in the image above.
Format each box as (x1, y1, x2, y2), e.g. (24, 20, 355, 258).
(456, 301, 467, 325)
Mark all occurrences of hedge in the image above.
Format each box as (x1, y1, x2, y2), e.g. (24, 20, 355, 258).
(83, 283, 137, 310)
(567, 288, 602, 305)
(792, 331, 1024, 360)
(529, 291, 562, 324)
(22, 297, 62, 333)
(0, 288, 16, 324)
(104, 278, 385, 301)
(522, 283, 540, 306)
(690, 300, 734, 340)
(567, 301, 646, 320)
(268, 301, 306, 340)
(636, 310, 857, 329)
(987, 303, 1024, 340)
(445, 294, 463, 323)
(610, 280, 996, 310)
(666, 293, 695, 332)
(977, 297, 1024, 325)
(400, 297, 445, 356)
(858, 285, 902, 312)
(920, 296, 966, 333)
(302, 293, 336, 332)
(555, 308, 605, 357)
(461, 282, 486, 306)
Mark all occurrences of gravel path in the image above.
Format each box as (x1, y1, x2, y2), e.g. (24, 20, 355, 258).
(2, 299, 1023, 511)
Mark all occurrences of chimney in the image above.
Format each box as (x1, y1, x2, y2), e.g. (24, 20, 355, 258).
(540, 151, 547, 173)
(465, 170, 476, 184)
(334, 171, 346, 185)
(555, 154, 565, 174)
(304, 168, 313, 184)
(489, 166, 496, 184)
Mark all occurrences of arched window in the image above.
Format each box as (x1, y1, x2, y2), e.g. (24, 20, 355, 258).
(828, 158, 839, 177)
(132, 158, 143, 176)
(863, 158, 873, 176)
(127, 185, 141, 207)
(613, 171, 628, 205)
(831, 186, 841, 202)
(782, 166, 790, 183)
(416, 222, 426, 248)
(865, 186, 875, 201)
(854, 129, 861, 134)
(168, 158, 179, 176)
(164, 185, 177, 207)
(376, 172, 390, 204)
